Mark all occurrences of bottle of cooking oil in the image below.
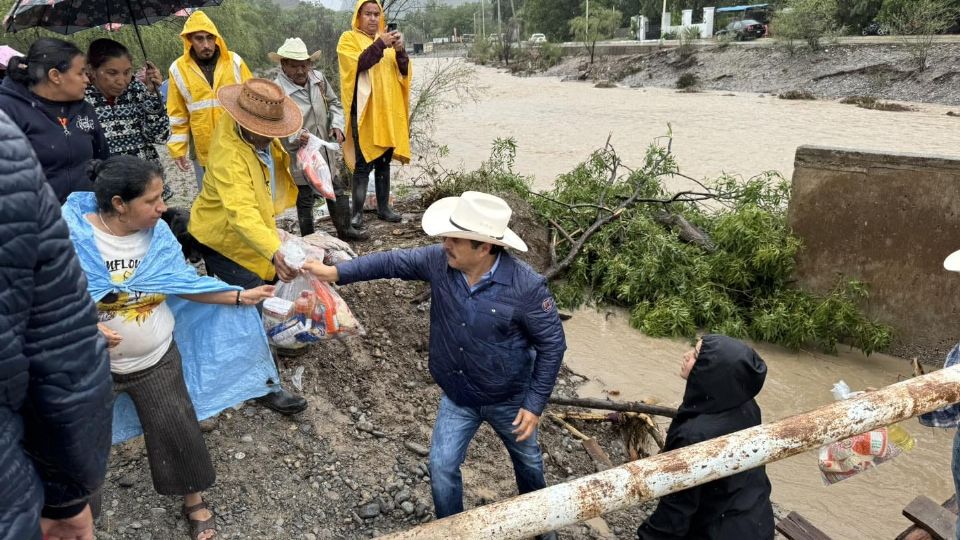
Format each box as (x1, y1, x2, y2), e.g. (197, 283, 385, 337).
(887, 423, 916, 452)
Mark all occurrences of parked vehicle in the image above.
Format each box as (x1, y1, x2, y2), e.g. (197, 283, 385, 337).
(716, 19, 765, 40)
(861, 22, 889, 36)
(529, 33, 547, 43)
(462, 33, 475, 43)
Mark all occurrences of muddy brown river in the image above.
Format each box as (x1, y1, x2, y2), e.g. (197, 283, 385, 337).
(419, 58, 960, 539)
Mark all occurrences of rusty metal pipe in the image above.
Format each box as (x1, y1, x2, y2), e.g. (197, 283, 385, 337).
(380, 365, 960, 540)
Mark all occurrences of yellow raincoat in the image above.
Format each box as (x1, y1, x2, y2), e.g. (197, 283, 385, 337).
(166, 11, 253, 166)
(336, 0, 411, 171)
(188, 116, 298, 280)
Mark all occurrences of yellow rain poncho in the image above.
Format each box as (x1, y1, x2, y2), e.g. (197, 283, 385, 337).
(336, 0, 411, 171)
(166, 11, 252, 166)
(188, 115, 297, 281)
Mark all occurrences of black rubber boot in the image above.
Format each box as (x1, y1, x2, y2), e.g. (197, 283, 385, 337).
(374, 168, 401, 222)
(296, 185, 316, 236)
(297, 211, 315, 237)
(328, 195, 368, 241)
(351, 171, 369, 230)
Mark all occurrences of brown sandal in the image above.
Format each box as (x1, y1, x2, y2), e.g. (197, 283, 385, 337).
(182, 501, 217, 540)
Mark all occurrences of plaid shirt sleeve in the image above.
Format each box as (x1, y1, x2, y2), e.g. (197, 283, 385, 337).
(919, 343, 960, 429)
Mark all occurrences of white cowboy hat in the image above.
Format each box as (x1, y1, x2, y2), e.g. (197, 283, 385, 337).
(421, 191, 528, 252)
(268, 38, 322, 63)
(945, 250, 960, 272)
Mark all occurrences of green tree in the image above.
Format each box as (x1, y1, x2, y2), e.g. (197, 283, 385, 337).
(569, 6, 622, 64)
(836, 0, 884, 31)
(772, 0, 839, 52)
(881, 0, 960, 72)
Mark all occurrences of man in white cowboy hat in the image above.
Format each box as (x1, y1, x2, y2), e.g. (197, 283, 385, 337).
(921, 249, 960, 540)
(271, 37, 366, 242)
(304, 192, 565, 533)
(189, 78, 308, 415)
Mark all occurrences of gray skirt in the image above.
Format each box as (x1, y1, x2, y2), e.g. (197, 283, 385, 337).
(112, 341, 215, 495)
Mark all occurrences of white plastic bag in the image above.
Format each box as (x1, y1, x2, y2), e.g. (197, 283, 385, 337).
(297, 133, 338, 200)
(263, 274, 365, 350)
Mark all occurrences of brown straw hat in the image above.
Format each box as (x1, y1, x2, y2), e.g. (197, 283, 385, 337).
(217, 78, 303, 138)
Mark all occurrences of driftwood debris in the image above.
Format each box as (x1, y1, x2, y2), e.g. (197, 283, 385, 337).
(898, 495, 959, 540)
(553, 410, 665, 455)
(776, 511, 834, 540)
(548, 413, 614, 472)
(653, 211, 716, 252)
(549, 395, 678, 418)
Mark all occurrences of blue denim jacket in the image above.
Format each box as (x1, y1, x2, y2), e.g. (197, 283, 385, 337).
(336, 244, 566, 415)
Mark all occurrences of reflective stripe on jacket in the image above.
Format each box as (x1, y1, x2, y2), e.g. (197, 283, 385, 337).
(166, 11, 252, 165)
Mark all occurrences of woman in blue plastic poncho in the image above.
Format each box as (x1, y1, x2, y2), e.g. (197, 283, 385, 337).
(62, 155, 281, 540)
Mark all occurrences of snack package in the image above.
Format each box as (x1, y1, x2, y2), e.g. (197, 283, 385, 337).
(297, 133, 337, 200)
(263, 237, 364, 350)
(817, 380, 912, 485)
(818, 428, 901, 485)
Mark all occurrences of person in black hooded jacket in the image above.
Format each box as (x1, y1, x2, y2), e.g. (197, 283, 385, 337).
(0, 108, 113, 540)
(637, 334, 774, 540)
(0, 38, 109, 204)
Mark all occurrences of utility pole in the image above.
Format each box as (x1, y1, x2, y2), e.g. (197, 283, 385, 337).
(497, 0, 502, 39)
(480, 0, 486, 37)
(583, 0, 588, 42)
(661, 0, 668, 38)
(473, 11, 477, 34)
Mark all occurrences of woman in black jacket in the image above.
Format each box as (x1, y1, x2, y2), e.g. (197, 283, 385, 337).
(0, 38, 109, 203)
(637, 334, 775, 540)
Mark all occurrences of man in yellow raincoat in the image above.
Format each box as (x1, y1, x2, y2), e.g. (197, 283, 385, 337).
(189, 78, 308, 415)
(337, 0, 411, 230)
(167, 11, 253, 190)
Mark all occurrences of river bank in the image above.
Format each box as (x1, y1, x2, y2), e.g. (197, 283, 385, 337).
(545, 41, 960, 106)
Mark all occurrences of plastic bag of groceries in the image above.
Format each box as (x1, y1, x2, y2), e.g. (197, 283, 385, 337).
(263, 236, 364, 350)
(817, 380, 913, 485)
(297, 133, 338, 200)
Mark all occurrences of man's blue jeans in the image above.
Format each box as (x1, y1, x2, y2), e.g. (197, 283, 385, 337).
(954, 429, 960, 540)
(428, 394, 547, 518)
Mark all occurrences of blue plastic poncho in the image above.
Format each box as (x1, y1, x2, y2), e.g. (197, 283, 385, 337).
(63, 192, 279, 444)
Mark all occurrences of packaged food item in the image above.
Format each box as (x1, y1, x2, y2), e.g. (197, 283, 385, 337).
(817, 380, 910, 485)
(297, 133, 337, 200)
(263, 297, 305, 349)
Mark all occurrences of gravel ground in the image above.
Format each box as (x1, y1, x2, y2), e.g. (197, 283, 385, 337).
(545, 42, 960, 106)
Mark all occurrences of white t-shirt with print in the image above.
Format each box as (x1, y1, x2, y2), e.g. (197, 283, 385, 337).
(93, 226, 175, 374)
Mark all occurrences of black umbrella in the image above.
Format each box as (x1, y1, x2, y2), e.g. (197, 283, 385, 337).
(3, 0, 222, 58)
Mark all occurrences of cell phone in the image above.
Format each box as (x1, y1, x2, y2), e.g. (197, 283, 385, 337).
(387, 22, 398, 32)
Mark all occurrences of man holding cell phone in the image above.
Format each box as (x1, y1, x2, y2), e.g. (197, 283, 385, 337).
(337, 0, 412, 232)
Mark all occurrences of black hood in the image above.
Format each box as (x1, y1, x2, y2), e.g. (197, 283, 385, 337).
(678, 334, 767, 415)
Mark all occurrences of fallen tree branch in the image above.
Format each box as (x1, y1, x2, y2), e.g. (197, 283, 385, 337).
(653, 211, 716, 252)
(549, 396, 677, 418)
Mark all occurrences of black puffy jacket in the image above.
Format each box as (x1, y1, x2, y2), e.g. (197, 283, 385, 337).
(0, 76, 109, 203)
(0, 109, 113, 540)
(638, 335, 775, 540)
